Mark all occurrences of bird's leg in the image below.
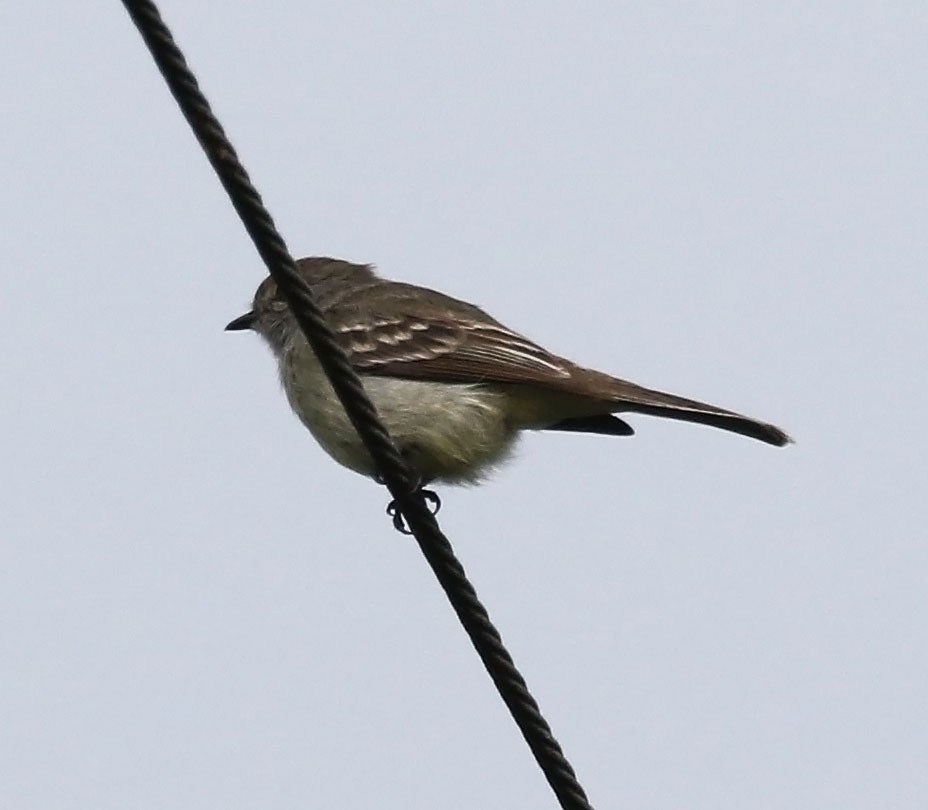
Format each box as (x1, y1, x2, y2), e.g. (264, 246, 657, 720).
(377, 452, 441, 534)
(385, 480, 441, 534)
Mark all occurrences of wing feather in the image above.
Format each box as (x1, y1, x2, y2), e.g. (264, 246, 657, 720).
(331, 309, 573, 385)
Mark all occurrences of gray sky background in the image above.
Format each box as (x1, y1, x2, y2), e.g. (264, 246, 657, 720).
(2, 3, 925, 808)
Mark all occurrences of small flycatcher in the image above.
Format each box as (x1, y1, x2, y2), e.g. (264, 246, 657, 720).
(227, 257, 790, 483)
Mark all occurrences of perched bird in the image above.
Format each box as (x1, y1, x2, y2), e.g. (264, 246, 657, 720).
(227, 257, 790, 485)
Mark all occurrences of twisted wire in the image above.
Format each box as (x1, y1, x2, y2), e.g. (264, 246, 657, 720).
(120, 3, 596, 808)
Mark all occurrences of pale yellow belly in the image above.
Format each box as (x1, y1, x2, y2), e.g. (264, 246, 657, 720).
(279, 350, 518, 484)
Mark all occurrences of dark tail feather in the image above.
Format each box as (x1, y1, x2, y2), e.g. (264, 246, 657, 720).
(627, 403, 791, 446)
(546, 414, 635, 436)
(608, 384, 792, 447)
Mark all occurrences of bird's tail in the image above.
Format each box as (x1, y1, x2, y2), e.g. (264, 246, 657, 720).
(602, 378, 792, 446)
(553, 362, 791, 446)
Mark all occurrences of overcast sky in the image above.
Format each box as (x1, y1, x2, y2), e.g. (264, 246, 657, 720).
(2, 3, 926, 809)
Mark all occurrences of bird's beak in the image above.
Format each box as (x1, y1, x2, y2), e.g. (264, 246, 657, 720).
(225, 311, 256, 331)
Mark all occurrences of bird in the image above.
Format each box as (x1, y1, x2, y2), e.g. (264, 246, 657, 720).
(226, 257, 791, 487)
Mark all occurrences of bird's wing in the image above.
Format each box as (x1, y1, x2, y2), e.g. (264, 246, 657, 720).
(328, 302, 575, 386)
(322, 284, 793, 446)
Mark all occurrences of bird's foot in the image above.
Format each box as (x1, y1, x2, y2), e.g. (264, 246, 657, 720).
(386, 488, 441, 534)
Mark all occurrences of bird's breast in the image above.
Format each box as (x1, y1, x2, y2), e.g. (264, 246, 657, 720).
(277, 345, 517, 483)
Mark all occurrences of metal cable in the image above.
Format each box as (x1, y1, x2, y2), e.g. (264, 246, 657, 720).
(120, 3, 596, 808)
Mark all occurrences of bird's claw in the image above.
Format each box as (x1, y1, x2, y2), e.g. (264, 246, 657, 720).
(387, 488, 442, 534)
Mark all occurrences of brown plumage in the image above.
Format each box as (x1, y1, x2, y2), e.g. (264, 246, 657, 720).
(227, 258, 791, 484)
